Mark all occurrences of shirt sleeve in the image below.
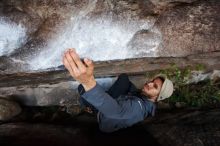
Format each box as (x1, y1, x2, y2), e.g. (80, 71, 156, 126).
(82, 83, 145, 120)
(128, 81, 141, 96)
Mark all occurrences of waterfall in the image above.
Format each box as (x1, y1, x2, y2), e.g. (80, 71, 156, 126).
(0, 0, 160, 72)
(0, 18, 27, 57)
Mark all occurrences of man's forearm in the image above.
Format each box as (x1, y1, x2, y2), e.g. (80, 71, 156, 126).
(82, 83, 122, 117)
(82, 77, 97, 91)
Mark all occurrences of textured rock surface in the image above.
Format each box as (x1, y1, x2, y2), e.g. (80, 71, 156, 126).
(143, 108, 220, 146)
(0, 0, 219, 73)
(0, 122, 160, 146)
(0, 0, 156, 72)
(156, 0, 220, 56)
(0, 108, 219, 146)
(0, 98, 21, 121)
(1, 51, 220, 88)
(0, 70, 219, 107)
(0, 1, 219, 145)
(0, 78, 116, 107)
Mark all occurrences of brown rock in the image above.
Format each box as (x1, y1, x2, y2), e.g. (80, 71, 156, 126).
(155, 0, 220, 56)
(0, 98, 21, 121)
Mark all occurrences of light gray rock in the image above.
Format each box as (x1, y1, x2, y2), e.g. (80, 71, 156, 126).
(0, 78, 116, 106)
(127, 30, 161, 57)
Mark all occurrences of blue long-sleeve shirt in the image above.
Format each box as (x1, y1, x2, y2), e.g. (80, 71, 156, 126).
(82, 83, 156, 133)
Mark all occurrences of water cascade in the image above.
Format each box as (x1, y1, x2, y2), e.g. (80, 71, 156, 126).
(0, 0, 220, 145)
(0, 0, 160, 72)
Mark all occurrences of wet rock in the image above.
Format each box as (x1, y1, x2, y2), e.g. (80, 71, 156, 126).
(175, 102, 187, 108)
(0, 120, 160, 146)
(127, 30, 161, 57)
(0, 123, 91, 146)
(210, 70, 220, 83)
(0, 98, 21, 121)
(0, 0, 87, 72)
(150, 0, 198, 10)
(0, 108, 220, 146)
(0, 0, 219, 107)
(188, 70, 220, 84)
(143, 108, 220, 146)
(0, 0, 219, 73)
(155, 0, 220, 56)
(65, 104, 82, 115)
(0, 56, 29, 73)
(0, 0, 157, 72)
(0, 3, 42, 36)
(157, 101, 171, 109)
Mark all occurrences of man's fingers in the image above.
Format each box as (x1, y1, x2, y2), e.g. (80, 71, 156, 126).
(84, 58, 94, 71)
(65, 50, 80, 74)
(69, 49, 86, 72)
(62, 56, 75, 77)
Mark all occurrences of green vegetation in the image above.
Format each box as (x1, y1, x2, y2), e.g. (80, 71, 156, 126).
(150, 63, 220, 107)
(169, 80, 220, 107)
(160, 63, 192, 86)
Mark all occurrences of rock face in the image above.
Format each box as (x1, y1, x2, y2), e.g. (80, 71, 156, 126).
(0, 122, 160, 146)
(156, 0, 220, 56)
(0, 123, 91, 146)
(0, 108, 219, 146)
(143, 108, 220, 146)
(0, 0, 219, 112)
(0, 78, 116, 107)
(0, 1, 219, 145)
(0, 0, 219, 73)
(0, 0, 156, 72)
(0, 98, 21, 121)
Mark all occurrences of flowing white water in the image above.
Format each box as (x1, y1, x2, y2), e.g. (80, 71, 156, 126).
(29, 0, 158, 70)
(30, 14, 157, 70)
(0, 18, 27, 56)
(0, 0, 160, 71)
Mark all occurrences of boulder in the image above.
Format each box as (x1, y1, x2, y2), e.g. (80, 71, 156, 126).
(0, 98, 21, 121)
(155, 0, 220, 56)
(143, 108, 220, 146)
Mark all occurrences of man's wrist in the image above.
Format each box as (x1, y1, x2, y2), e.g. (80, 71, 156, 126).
(82, 78, 96, 91)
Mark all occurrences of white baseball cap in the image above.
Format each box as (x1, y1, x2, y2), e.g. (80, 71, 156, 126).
(154, 74, 174, 101)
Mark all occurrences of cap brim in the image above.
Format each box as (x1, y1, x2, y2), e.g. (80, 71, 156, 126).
(154, 74, 168, 101)
(157, 79, 167, 101)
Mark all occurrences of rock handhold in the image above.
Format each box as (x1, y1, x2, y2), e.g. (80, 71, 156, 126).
(0, 98, 22, 121)
(0, 56, 30, 73)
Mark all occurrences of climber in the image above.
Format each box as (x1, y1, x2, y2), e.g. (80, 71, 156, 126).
(62, 48, 174, 133)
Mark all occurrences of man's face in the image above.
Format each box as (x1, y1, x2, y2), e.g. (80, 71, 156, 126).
(142, 77, 163, 100)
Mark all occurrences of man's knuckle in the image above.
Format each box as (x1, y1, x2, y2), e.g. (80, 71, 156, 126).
(75, 73, 80, 77)
(81, 69, 86, 73)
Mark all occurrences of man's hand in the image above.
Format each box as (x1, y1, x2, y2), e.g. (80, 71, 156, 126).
(62, 48, 96, 91)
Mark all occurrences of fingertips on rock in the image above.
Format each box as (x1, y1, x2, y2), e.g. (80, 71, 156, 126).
(63, 57, 68, 65)
(83, 58, 91, 66)
(84, 58, 88, 62)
